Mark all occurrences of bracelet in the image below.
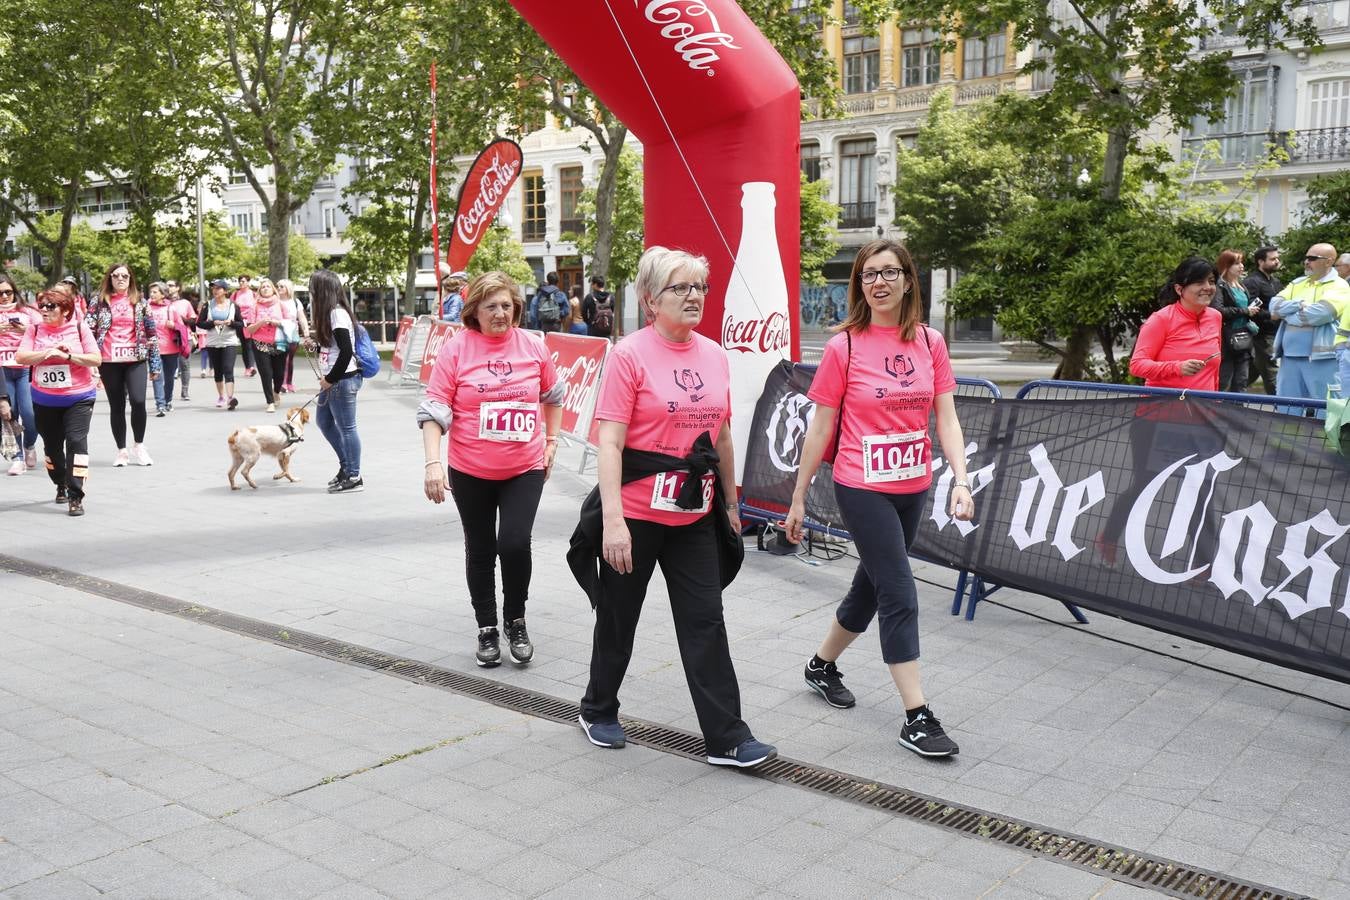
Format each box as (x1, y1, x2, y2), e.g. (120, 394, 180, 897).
(953, 480, 971, 489)
(424, 460, 442, 468)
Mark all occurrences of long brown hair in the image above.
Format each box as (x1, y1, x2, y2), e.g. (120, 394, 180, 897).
(837, 239, 924, 341)
(97, 261, 141, 305)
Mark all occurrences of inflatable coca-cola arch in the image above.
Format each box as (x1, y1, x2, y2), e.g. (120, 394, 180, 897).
(506, 0, 802, 473)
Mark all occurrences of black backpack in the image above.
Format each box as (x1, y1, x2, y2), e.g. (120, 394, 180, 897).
(591, 293, 614, 335)
(536, 287, 562, 326)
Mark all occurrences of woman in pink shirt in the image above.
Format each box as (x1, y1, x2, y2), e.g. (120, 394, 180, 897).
(784, 239, 975, 760)
(1129, 257, 1221, 390)
(575, 246, 776, 769)
(15, 289, 102, 516)
(1, 272, 42, 474)
(418, 272, 565, 668)
(244, 277, 286, 412)
(147, 283, 185, 417)
(276, 279, 309, 393)
(86, 263, 161, 467)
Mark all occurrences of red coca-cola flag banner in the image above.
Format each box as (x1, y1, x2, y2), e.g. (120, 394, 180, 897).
(543, 332, 612, 441)
(447, 139, 524, 273)
(505, 0, 801, 481)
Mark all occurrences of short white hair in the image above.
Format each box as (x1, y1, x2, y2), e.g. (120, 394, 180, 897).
(634, 246, 709, 305)
(1338, 253, 1350, 265)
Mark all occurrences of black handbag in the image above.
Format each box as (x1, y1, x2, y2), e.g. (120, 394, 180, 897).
(1228, 330, 1253, 352)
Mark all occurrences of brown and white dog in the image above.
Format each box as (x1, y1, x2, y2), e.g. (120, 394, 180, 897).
(227, 407, 310, 490)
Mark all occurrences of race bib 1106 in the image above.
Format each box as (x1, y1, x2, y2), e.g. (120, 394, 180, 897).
(478, 401, 537, 442)
(649, 470, 715, 514)
(861, 430, 927, 484)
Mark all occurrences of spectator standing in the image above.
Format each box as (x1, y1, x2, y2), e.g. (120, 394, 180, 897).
(419, 272, 565, 667)
(1, 272, 41, 474)
(1243, 246, 1283, 395)
(243, 277, 286, 412)
(1130, 257, 1222, 390)
(582, 275, 615, 340)
(1337, 253, 1350, 282)
(528, 272, 566, 333)
(1271, 243, 1350, 406)
(87, 262, 161, 467)
(310, 269, 364, 494)
(1212, 250, 1257, 393)
(167, 281, 197, 401)
(440, 272, 466, 323)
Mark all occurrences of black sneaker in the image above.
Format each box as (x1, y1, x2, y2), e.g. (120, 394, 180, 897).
(707, 737, 777, 768)
(55, 486, 68, 505)
(67, 498, 84, 517)
(898, 708, 959, 758)
(578, 715, 627, 749)
(504, 618, 533, 664)
(327, 468, 346, 488)
(805, 658, 856, 709)
(476, 627, 501, 668)
(327, 475, 364, 494)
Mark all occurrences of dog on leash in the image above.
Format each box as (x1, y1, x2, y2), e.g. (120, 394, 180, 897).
(227, 407, 310, 490)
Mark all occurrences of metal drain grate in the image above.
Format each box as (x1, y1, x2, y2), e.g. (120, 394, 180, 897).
(3, 554, 1306, 900)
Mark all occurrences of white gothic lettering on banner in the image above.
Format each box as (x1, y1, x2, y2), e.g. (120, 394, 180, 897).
(930, 442, 996, 538)
(765, 390, 815, 474)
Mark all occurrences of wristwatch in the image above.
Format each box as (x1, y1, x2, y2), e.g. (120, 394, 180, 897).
(954, 480, 971, 489)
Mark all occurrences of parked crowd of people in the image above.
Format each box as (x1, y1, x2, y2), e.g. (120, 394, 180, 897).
(0, 264, 369, 512)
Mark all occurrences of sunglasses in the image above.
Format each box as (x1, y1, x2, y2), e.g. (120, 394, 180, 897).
(1304, 255, 1330, 262)
(38, 302, 61, 311)
(0, 288, 15, 297)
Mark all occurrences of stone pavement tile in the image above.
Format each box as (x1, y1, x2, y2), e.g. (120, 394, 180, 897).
(886, 858, 1012, 899)
(379, 810, 469, 853)
(4, 755, 98, 790)
(14, 822, 132, 870)
(1223, 856, 1326, 899)
(193, 837, 304, 884)
(653, 866, 759, 899)
(1142, 835, 1239, 876)
(337, 794, 424, 832)
(0, 843, 56, 891)
(63, 844, 178, 893)
(775, 860, 900, 898)
(1071, 816, 1163, 854)
(1084, 792, 1183, 834)
(593, 843, 699, 889)
(479, 846, 584, 896)
(535, 871, 633, 899)
(1244, 827, 1344, 878)
(2, 872, 103, 899)
(266, 815, 364, 857)
(108, 802, 210, 843)
(104, 865, 227, 899)
(537, 828, 640, 869)
(955, 760, 1043, 797)
(362, 856, 465, 897)
(221, 798, 319, 839)
(289, 780, 381, 816)
(311, 883, 391, 900)
(423, 828, 525, 873)
(308, 835, 411, 881)
(999, 857, 1115, 897)
(1021, 774, 1105, 820)
(535, 785, 632, 824)
(230, 858, 348, 899)
(1159, 808, 1260, 856)
(482, 809, 580, 848)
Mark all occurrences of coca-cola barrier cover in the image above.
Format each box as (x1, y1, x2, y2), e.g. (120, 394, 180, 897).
(506, 0, 802, 478)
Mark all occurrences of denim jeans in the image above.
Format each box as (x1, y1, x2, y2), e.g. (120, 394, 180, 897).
(152, 354, 180, 409)
(3, 366, 37, 450)
(317, 375, 362, 476)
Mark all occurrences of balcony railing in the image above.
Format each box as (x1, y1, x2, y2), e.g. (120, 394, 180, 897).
(1287, 126, 1350, 163)
(839, 201, 876, 229)
(1305, 0, 1350, 29)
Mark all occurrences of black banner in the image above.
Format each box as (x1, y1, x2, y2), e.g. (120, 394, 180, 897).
(743, 361, 1350, 684)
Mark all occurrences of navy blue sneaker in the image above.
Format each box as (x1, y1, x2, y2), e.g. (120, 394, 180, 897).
(707, 737, 777, 768)
(578, 715, 627, 749)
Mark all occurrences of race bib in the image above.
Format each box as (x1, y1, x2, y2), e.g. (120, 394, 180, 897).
(34, 364, 72, 389)
(0, 347, 15, 366)
(861, 430, 927, 484)
(478, 401, 537, 442)
(650, 470, 715, 514)
(108, 342, 138, 361)
(319, 347, 330, 368)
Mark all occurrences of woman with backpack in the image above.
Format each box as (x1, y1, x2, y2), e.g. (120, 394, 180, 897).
(310, 269, 365, 494)
(583, 276, 615, 340)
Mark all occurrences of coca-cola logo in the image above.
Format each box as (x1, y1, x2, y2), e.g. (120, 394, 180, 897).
(456, 153, 521, 247)
(723, 310, 790, 355)
(550, 350, 604, 414)
(637, 1, 741, 76)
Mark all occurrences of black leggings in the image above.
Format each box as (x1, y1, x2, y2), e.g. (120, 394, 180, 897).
(254, 349, 279, 404)
(448, 466, 546, 628)
(99, 360, 147, 448)
(35, 399, 94, 500)
(208, 346, 238, 383)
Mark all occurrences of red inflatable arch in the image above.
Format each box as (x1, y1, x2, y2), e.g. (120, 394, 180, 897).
(507, 0, 802, 472)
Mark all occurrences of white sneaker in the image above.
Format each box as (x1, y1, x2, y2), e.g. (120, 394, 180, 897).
(113, 448, 130, 467)
(266, 403, 276, 413)
(132, 444, 153, 466)
(24, 448, 36, 468)
(7, 457, 24, 476)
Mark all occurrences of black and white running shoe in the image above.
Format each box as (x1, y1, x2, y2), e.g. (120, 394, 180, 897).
(504, 618, 533, 664)
(804, 658, 856, 709)
(475, 627, 501, 668)
(898, 708, 959, 757)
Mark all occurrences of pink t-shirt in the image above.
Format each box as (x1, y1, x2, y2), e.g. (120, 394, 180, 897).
(233, 289, 256, 325)
(149, 302, 182, 354)
(1, 304, 42, 367)
(19, 317, 100, 399)
(808, 324, 955, 495)
(594, 326, 731, 526)
(101, 293, 139, 363)
(248, 297, 282, 344)
(426, 327, 559, 480)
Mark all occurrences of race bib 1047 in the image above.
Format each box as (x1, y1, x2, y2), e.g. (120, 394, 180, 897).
(649, 470, 714, 514)
(478, 401, 537, 442)
(861, 430, 927, 484)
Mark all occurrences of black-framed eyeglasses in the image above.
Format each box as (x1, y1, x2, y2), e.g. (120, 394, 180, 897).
(661, 282, 709, 298)
(38, 302, 60, 310)
(0, 288, 15, 297)
(1304, 255, 1330, 262)
(860, 266, 903, 284)
(111, 271, 130, 278)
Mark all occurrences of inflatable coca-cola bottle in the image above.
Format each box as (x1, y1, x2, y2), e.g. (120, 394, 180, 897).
(723, 182, 791, 479)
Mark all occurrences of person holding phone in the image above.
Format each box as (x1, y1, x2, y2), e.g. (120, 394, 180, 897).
(0, 273, 41, 474)
(1130, 257, 1222, 390)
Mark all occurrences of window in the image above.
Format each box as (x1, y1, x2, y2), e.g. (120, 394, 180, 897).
(842, 2, 863, 26)
(963, 32, 1006, 79)
(260, 211, 269, 234)
(790, 0, 822, 29)
(322, 205, 337, 237)
(522, 172, 546, 241)
(902, 29, 941, 87)
(843, 36, 880, 94)
(801, 142, 821, 182)
(1308, 79, 1350, 131)
(838, 138, 876, 228)
(559, 166, 583, 235)
(1184, 67, 1272, 165)
(228, 169, 248, 186)
(230, 211, 254, 235)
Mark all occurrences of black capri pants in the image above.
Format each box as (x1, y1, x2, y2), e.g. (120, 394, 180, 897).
(34, 398, 94, 501)
(208, 346, 238, 383)
(448, 466, 546, 628)
(833, 482, 927, 664)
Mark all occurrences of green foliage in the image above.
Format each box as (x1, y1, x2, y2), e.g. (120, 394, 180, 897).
(467, 224, 534, 286)
(339, 202, 416, 289)
(799, 172, 839, 286)
(245, 233, 320, 283)
(564, 147, 644, 286)
(1304, 171, 1350, 224)
(7, 266, 48, 295)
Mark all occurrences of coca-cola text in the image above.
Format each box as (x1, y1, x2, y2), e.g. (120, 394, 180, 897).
(637, 0, 740, 76)
(723, 310, 790, 354)
(456, 153, 521, 247)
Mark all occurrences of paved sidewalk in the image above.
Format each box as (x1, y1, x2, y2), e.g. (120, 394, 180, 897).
(2, 360, 1348, 898)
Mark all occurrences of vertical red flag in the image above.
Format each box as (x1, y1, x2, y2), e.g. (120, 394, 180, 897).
(447, 139, 524, 273)
(429, 63, 442, 309)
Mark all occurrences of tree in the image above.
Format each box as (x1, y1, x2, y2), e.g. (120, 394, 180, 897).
(467, 224, 534, 286)
(1274, 172, 1350, 285)
(564, 147, 644, 287)
(158, 213, 253, 285)
(799, 172, 839, 286)
(208, 0, 371, 281)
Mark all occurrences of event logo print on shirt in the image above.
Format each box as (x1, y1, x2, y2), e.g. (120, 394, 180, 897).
(884, 353, 916, 385)
(674, 368, 706, 403)
(487, 358, 513, 381)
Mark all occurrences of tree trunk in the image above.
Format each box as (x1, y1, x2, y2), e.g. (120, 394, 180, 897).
(269, 195, 290, 281)
(1100, 122, 1130, 203)
(1052, 325, 1095, 381)
(589, 125, 627, 282)
(136, 204, 162, 282)
(1098, 324, 1120, 382)
(47, 177, 82, 284)
(403, 179, 428, 314)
